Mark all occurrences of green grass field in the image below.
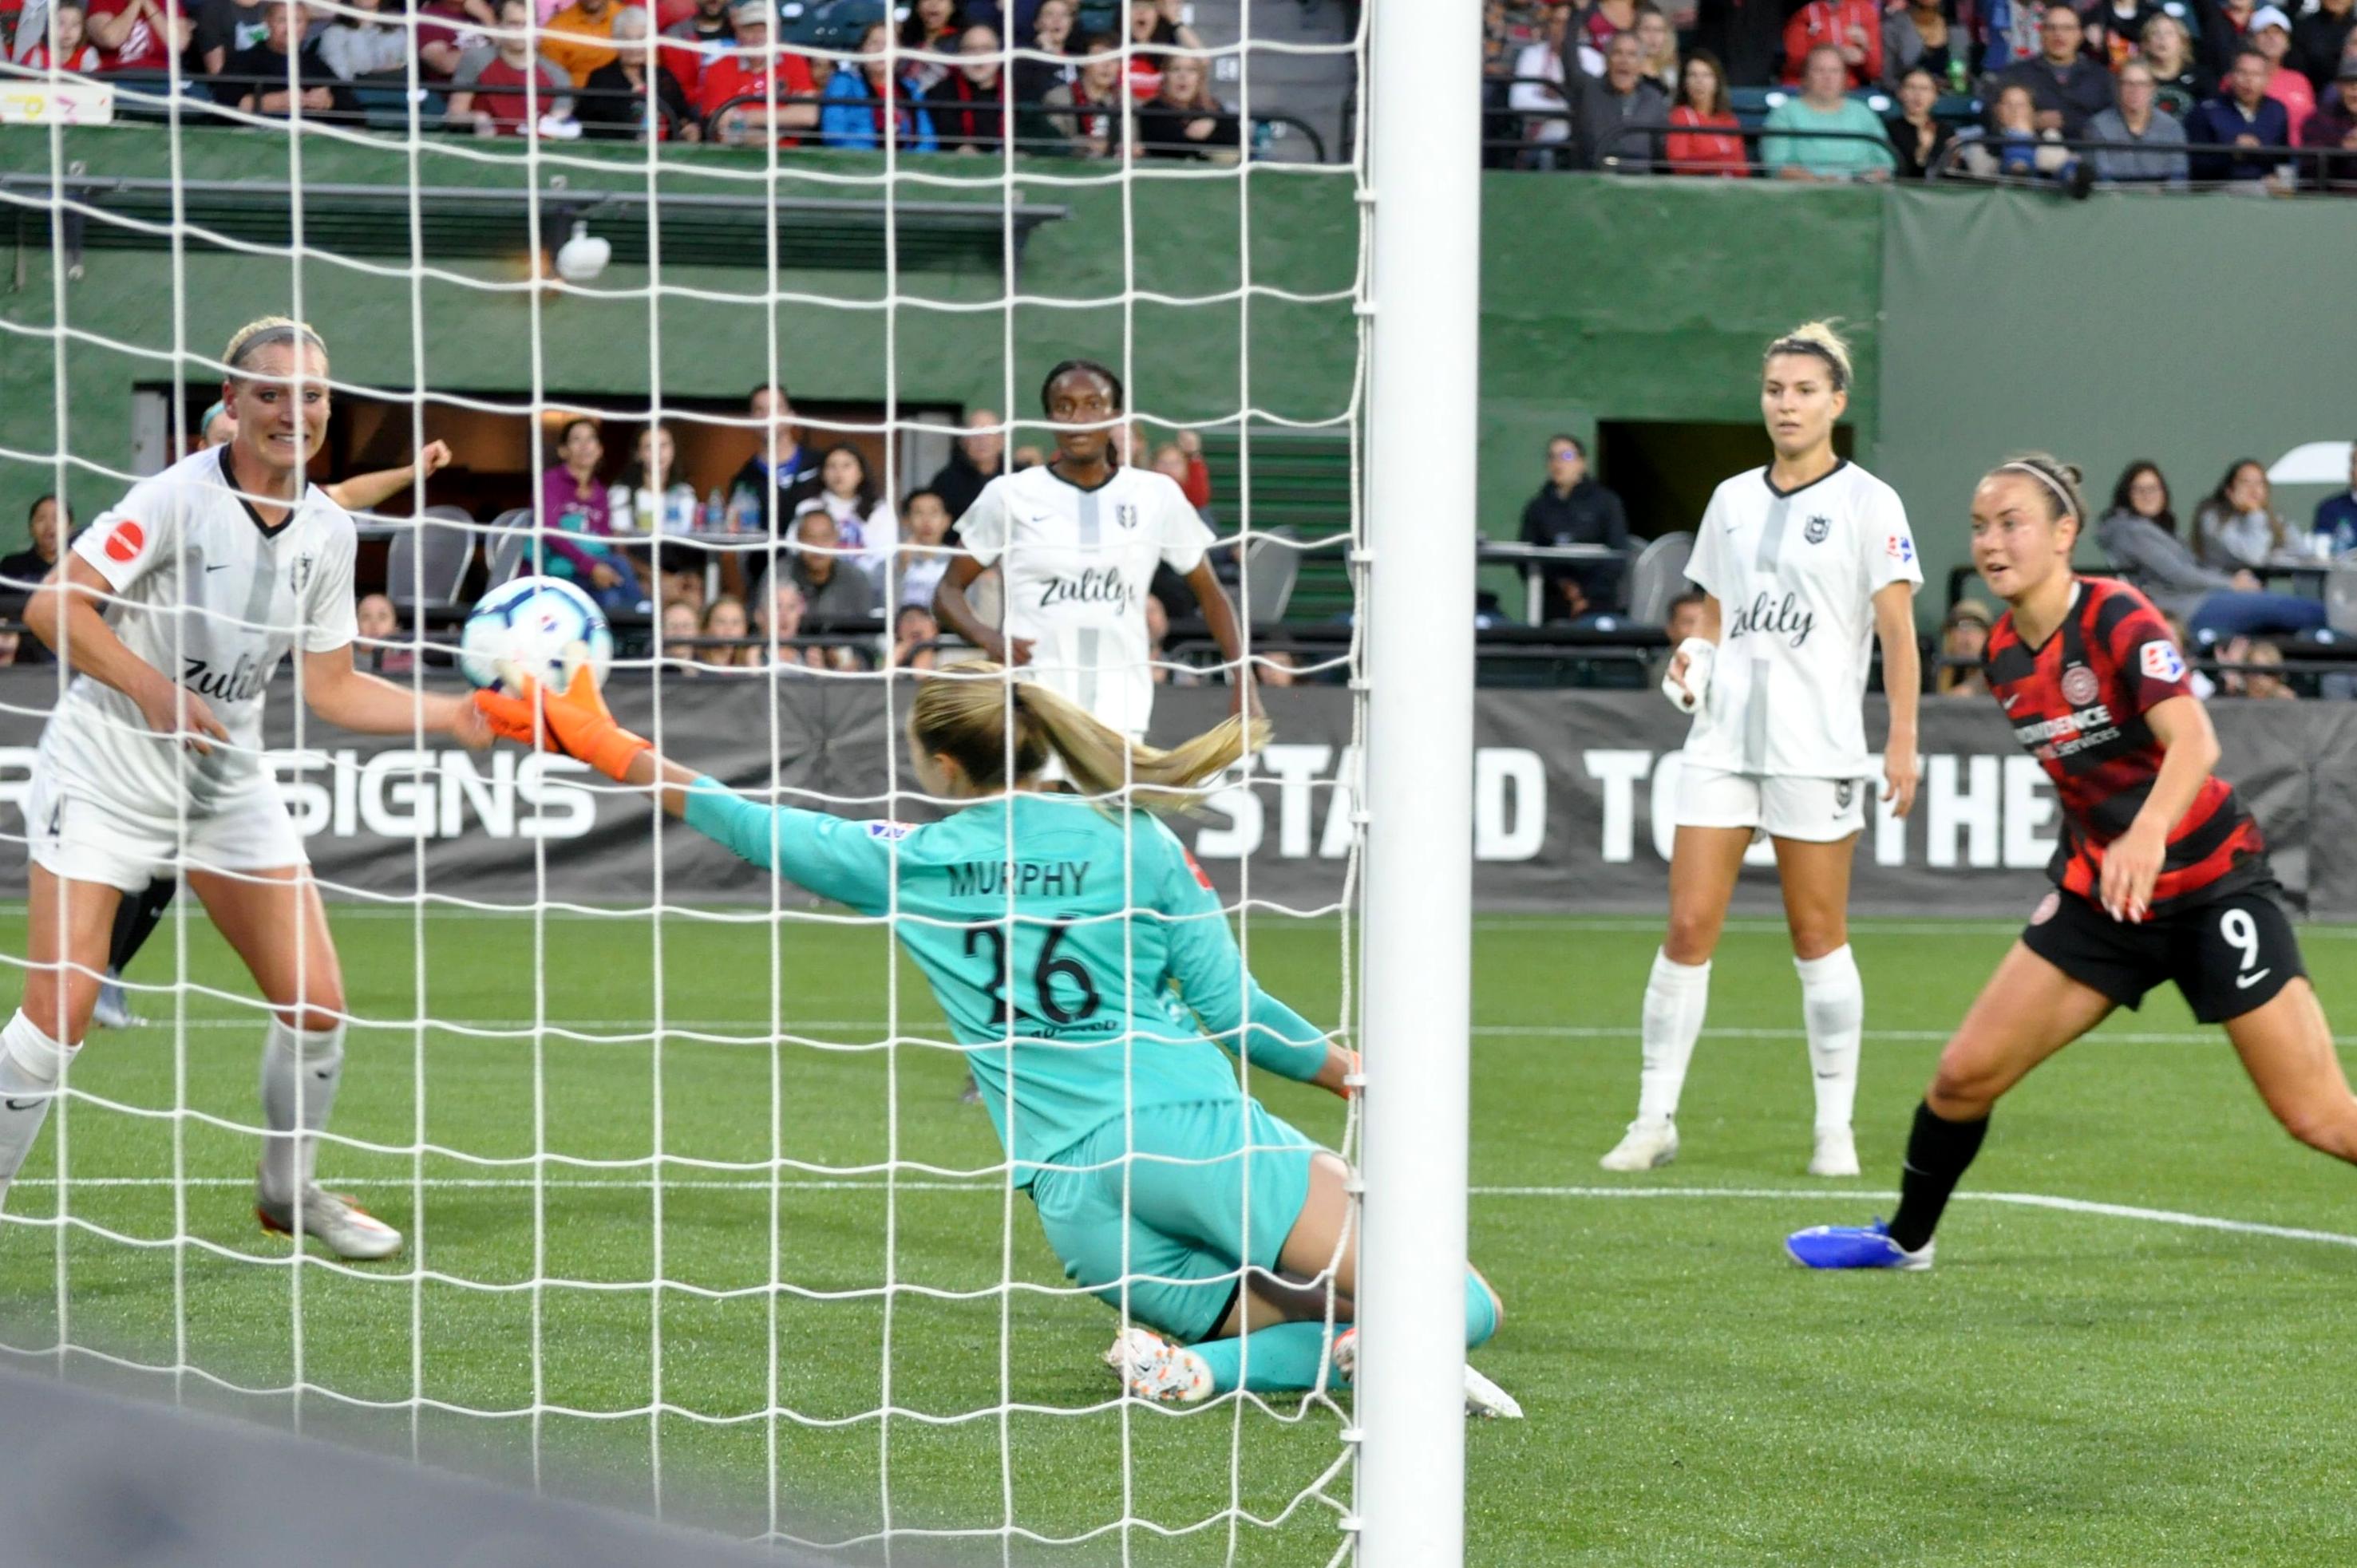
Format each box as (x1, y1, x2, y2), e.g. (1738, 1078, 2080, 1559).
(6, 906, 2357, 1565)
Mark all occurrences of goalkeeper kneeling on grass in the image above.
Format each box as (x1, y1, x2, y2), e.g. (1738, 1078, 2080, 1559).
(474, 657, 1517, 1416)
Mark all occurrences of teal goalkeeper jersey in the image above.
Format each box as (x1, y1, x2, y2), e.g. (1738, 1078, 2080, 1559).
(681, 781, 1331, 1179)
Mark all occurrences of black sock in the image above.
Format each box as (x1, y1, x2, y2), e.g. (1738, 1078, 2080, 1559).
(1888, 1100, 1987, 1254)
(108, 877, 177, 975)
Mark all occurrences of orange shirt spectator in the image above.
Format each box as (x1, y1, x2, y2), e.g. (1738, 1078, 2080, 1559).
(542, 0, 623, 86)
(1783, 0, 1880, 89)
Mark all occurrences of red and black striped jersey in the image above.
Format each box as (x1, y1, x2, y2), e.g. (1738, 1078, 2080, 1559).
(1983, 576, 2267, 912)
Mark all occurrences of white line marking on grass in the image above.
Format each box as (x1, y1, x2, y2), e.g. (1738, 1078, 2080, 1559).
(14, 1179, 2357, 1250)
(1469, 1185, 2357, 1250)
(93, 1019, 2346, 1048)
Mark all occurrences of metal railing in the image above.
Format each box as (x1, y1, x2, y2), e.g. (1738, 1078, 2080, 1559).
(1926, 133, 2357, 192)
(0, 61, 1327, 160)
(1588, 120, 1902, 176)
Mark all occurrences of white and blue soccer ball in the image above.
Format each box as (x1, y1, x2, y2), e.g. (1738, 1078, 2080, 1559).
(459, 575, 614, 694)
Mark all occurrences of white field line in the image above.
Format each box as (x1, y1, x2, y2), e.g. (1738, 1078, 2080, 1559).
(77, 1018, 2339, 1048)
(10, 1179, 2357, 1250)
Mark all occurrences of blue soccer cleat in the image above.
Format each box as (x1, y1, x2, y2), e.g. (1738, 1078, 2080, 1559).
(1785, 1218, 1933, 1271)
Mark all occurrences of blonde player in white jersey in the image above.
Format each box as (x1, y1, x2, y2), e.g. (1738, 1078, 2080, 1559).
(931, 358, 1255, 743)
(0, 318, 491, 1258)
(1600, 322, 1923, 1178)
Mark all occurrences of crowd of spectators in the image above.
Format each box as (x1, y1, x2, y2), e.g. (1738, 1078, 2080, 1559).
(0, 373, 1236, 676)
(1503, 432, 2357, 699)
(1485, 0, 2357, 187)
(2, 0, 1252, 158)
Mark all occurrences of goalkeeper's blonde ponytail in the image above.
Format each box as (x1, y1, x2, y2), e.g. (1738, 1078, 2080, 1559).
(911, 662, 1266, 812)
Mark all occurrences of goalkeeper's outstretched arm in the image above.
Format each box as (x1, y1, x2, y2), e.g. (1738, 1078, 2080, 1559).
(472, 665, 892, 910)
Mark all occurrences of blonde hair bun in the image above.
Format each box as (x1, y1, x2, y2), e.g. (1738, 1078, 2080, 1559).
(1764, 319, 1853, 391)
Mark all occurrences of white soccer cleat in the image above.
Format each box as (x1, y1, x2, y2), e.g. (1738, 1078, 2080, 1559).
(1102, 1325, 1213, 1406)
(1809, 1124, 1861, 1178)
(1599, 1117, 1678, 1171)
(1331, 1328, 1522, 1419)
(256, 1180, 404, 1262)
(91, 973, 140, 1030)
(1462, 1364, 1525, 1420)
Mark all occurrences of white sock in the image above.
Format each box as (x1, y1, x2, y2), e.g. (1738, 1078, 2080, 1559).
(259, 1017, 345, 1204)
(1796, 945, 1864, 1133)
(1636, 950, 1710, 1124)
(0, 1009, 79, 1211)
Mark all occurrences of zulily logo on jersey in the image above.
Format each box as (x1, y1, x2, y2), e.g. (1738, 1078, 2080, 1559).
(181, 652, 271, 703)
(1726, 591, 1814, 648)
(1037, 569, 1133, 610)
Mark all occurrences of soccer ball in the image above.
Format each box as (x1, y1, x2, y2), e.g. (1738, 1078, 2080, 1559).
(459, 575, 614, 694)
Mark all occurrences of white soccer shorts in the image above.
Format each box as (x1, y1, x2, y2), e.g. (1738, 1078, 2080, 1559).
(24, 767, 308, 891)
(1674, 762, 1866, 844)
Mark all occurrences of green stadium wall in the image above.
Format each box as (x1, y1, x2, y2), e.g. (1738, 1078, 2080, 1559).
(1, 134, 2342, 624)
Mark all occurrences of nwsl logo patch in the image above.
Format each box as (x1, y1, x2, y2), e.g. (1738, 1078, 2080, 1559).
(1886, 533, 1915, 565)
(2142, 641, 2188, 684)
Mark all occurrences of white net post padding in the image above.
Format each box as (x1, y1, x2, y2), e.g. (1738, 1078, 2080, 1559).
(0, 0, 1394, 1556)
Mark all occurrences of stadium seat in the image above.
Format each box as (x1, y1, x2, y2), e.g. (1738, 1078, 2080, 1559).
(1240, 525, 1303, 626)
(1625, 531, 1694, 626)
(786, 0, 885, 49)
(386, 507, 479, 612)
(481, 508, 536, 586)
(2324, 564, 2357, 637)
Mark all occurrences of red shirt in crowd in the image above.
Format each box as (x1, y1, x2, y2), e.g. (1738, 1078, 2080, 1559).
(465, 57, 567, 136)
(695, 48, 817, 140)
(1782, 0, 1880, 89)
(23, 43, 106, 72)
(85, 0, 176, 72)
(1666, 105, 1748, 176)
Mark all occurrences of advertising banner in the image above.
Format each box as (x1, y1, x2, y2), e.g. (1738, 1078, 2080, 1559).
(1, 672, 2347, 918)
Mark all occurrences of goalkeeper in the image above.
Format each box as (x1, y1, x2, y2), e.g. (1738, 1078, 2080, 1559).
(474, 659, 1515, 1415)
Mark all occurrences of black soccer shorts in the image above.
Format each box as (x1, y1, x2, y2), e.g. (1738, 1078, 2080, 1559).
(2021, 881, 2307, 1025)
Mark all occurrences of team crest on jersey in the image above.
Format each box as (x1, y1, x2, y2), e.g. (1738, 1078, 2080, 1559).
(2142, 641, 2188, 684)
(289, 553, 315, 594)
(1804, 515, 1829, 545)
(1113, 503, 1140, 531)
(2060, 664, 2100, 706)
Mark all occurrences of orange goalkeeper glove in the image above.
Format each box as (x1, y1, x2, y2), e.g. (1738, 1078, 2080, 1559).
(471, 651, 650, 783)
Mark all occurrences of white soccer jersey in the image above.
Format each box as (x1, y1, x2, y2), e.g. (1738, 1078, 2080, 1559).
(37, 445, 358, 819)
(953, 464, 1214, 737)
(1683, 460, 1920, 779)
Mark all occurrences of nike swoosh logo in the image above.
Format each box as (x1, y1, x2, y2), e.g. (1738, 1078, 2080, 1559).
(3, 1096, 43, 1112)
(2001, 693, 2020, 710)
(314, 1068, 336, 1080)
(206, 563, 231, 572)
(2236, 968, 2272, 989)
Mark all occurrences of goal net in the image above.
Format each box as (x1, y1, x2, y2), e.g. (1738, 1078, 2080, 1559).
(0, 0, 1382, 1558)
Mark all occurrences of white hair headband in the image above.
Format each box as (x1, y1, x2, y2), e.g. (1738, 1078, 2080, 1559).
(1999, 461, 2074, 519)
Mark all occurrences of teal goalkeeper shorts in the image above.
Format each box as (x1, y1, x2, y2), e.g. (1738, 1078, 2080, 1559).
(1027, 1097, 1325, 1345)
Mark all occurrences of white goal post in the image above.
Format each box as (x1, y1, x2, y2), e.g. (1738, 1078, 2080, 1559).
(1356, 2, 1482, 1564)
